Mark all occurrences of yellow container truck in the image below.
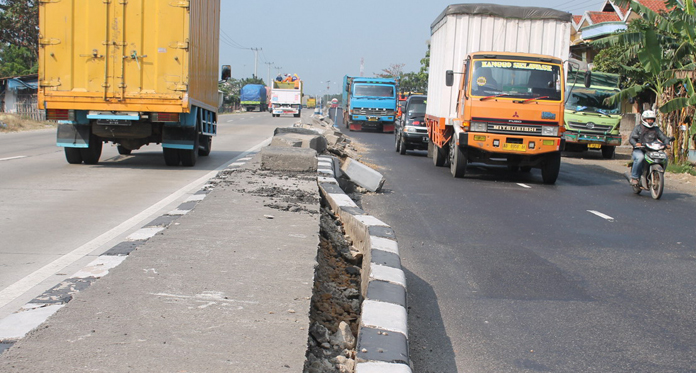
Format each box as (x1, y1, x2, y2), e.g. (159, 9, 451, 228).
(39, 0, 221, 166)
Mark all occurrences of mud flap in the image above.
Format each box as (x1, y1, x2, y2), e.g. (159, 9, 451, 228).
(162, 125, 196, 150)
(57, 123, 90, 148)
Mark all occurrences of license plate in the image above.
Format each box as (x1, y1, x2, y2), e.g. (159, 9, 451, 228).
(503, 143, 527, 151)
(97, 119, 131, 126)
(368, 117, 378, 122)
(588, 143, 602, 149)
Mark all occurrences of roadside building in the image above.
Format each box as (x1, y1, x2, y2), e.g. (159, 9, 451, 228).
(0, 74, 42, 121)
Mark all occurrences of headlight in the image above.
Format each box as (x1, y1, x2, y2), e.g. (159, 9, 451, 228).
(406, 127, 418, 133)
(470, 121, 487, 132)
(542, 126, 559, 136)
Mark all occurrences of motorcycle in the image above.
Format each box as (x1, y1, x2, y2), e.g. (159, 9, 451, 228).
(625, 139, 673, 200)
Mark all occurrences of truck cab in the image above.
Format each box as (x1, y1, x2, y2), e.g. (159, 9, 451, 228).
(342, 76, 397, 132)
(430, 52, 566, 183)
(563, 71, 622, 159)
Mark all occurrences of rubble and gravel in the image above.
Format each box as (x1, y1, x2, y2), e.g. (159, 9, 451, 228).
(303, 206, 362, 373)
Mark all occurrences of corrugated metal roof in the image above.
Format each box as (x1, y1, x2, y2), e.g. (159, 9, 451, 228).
(432, 3, 572, 31)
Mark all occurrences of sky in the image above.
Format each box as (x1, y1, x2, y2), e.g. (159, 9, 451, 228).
(219, 0, 608, 96)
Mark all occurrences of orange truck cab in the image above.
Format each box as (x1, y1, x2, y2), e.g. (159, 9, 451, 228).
(425, 4, 571, 184)
(428, 52, 566, 183)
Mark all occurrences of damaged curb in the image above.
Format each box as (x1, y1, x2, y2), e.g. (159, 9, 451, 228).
(317, 154, 412, 372)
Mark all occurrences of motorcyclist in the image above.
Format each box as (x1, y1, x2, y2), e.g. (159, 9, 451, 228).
(629, 110, 671, 185)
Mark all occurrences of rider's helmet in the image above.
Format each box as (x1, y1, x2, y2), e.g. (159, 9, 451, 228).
(641, 110, 657, 128)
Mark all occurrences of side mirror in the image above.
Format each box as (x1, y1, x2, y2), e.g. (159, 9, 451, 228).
(446, 70, 454, 87)
(584, 70, 592, 88)
(221, 65, 231, 81)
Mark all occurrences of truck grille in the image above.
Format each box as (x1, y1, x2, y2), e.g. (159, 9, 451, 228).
(353, 108, 395, 116)
(487, 123, 542, 135)
(567, 121, 614, 133)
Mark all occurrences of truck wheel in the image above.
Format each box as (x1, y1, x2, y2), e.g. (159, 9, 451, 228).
(601, 146, 615, 159)
(163, 147, 180, 166)
(432, 143, 448, 167)
(449, 137, 466, 178)
(199, 135, 212, 156)
(65, 148, 83, 164)
(180, 132, 199, 167)
(117, 145, 132, 155)
(80, 133, 102, 164)
(541, 152, 561, 184)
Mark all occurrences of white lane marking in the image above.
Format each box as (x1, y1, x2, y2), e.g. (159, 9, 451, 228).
(517, 183, 532, 189)
(0, 156, 27, 162)
(126, 227, 165, 241)
(71, 256, 128, 279)
(185, 194, 206, 202)
(0, 137, 274, 310)
(588, 210, 615, 221)
(0, 304, 64, 340)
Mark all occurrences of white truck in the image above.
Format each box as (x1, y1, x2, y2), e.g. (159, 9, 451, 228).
(271, 80, 303, 118)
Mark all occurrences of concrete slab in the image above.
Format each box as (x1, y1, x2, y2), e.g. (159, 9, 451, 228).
(341, 158, 386, 192)
(261, 147, 317, 172)
(0, 162, 320, 372)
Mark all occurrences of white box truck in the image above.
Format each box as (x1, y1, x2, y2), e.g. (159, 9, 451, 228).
(425, 4, 572, 184)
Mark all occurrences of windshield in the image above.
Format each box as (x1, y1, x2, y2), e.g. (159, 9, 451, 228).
(470, 60, 562, 101)
(565, 87, 620, 114)
(407, 98, 426, 116)
(354, 84, 395, 97)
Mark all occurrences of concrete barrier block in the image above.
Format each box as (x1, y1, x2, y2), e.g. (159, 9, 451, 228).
(270, 133, 327, 153)
(341, 158, 385, 192)
(260, 147, 317, 172)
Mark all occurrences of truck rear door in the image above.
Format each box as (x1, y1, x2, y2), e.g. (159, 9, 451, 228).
(40, 0, 188, 104)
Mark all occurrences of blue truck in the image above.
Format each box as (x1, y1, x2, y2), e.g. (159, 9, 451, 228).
(240, 84, 268, 112)
(341, 76, 398, 132)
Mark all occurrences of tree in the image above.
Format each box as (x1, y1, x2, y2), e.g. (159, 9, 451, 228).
(592, 0, 696, 162)
(0, 0, 38, 77)
(375, 63, 405, 79)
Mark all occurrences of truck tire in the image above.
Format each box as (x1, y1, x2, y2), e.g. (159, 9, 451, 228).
(541, 152, 561, 184)
(180, 132, 199, 167)
(80, 133, 102, 164)
(199, 135, 212, 156)
(449, 137, 466, 178)
(601, 145, 615, 159)
(64, 148, 83, 164)
(117, 145, 132, 155)
(394, 132, 401, 152)
(433, 143, 448, 167)
(163, 147, 180, 166)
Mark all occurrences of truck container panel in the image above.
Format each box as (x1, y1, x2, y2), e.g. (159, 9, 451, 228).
(427, 4, 571, 121)
(39, 0, 220, 113)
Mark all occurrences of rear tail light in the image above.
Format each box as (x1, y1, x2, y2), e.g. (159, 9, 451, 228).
(413, 121, 421, 125)
(46, 109, 74, 121)
(151, 112, 180, 122)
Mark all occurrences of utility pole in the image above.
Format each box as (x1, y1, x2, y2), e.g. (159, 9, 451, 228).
(250, 48, 261, 79)
(360, 57, 364, 77)
(264, 62, 274, 85)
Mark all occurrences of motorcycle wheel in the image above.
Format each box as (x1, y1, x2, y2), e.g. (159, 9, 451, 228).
(649, 170, 664, 199)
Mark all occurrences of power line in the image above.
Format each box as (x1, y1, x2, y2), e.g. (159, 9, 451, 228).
(564, 0, 607, 13)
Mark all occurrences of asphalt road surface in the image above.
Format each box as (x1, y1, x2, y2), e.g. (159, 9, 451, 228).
(0, 111, 297, 320)
(351, 130, 696, 373)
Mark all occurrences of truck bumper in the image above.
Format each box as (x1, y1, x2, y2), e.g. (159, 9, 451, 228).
(462, 132, 562, 154)
(562, 132, 622, 146)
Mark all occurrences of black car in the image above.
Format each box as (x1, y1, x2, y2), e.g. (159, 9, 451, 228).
(395, 95, 428, 155)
